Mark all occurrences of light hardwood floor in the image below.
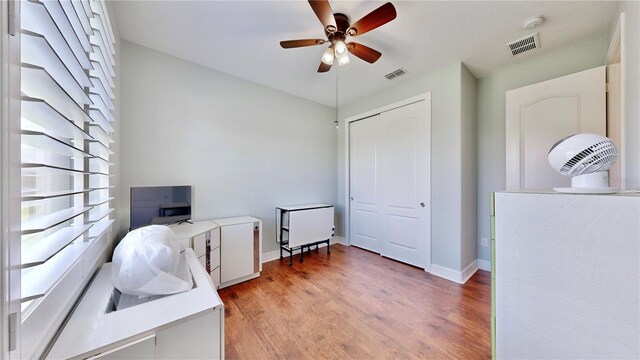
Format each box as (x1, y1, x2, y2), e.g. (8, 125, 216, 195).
(218, 244, 491, 359)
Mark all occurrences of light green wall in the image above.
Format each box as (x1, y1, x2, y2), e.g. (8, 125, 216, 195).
(337, 62, 467, 271)
(119, 41, 337, 254)
(476, 34, 609, 261)
(461, 64, 477, 269)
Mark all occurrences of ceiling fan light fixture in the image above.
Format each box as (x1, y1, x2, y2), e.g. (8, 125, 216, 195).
(321, 46, 335, 65)
(337, 52, 350, 67)
(335, 40, 347, 55)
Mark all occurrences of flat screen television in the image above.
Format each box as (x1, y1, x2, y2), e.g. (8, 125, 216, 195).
(130, 185, 192, 230)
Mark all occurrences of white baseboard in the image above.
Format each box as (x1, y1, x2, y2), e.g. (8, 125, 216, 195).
(262, 249, 280, 263)
(429, 260, 479, 284)
(461, 260, 479, 283)
(477, 258, 491, 272)
(261, 236, 346, 264)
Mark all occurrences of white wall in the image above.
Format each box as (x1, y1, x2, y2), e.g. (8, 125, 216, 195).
(118, 41, 337, 254)
(614, 1, 640, 189)
(338, 62, 470, 271)
(476, 34, 609, 261)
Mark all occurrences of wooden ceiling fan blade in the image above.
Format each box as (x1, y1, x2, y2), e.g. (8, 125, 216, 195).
(347, 42, 382, 63)
(318, 61, 332, 73)
(280, 39, 326, 48)
(308, 0, 337, 32)
(347, 2, 397, 37)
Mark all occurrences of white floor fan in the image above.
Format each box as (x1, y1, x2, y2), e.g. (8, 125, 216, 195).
(548, 133, 619, 194)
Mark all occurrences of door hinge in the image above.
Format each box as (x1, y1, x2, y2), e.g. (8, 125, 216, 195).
(8, 0, 17, 36)
(8, 312, 17, 351)
(605, 83, 609, 93)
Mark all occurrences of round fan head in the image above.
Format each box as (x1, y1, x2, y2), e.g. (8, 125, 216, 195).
(548, 133, 619, 193)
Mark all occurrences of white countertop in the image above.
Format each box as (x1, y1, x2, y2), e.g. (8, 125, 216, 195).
(47, 249, 223, 359)
(169, 220, 218, 239)
(212, 216, 261, 226)
(276, 204, 333, 211)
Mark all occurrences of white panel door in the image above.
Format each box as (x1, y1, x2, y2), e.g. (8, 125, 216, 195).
(506, 66, 606, 190)
(378, 102, 428, 268)
(349, 116, 382, 253)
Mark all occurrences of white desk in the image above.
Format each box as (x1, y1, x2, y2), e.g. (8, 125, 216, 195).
(47, 249, 224, 359)
(276, 204, 334, 265)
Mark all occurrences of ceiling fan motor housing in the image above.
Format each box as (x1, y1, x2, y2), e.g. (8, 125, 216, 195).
(327, 13, 351, 42)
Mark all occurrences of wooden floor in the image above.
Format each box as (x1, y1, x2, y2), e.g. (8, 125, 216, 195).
(218, 244, 491, 359)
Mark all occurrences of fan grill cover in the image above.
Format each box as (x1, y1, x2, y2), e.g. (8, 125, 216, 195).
(550, 135, 618, 176)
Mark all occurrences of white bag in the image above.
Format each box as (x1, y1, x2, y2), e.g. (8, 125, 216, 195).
(112, 225, 193, 297)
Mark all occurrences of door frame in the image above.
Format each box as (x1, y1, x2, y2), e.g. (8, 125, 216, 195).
(344, 93, 432, 272)
(606, 12, 626, 190)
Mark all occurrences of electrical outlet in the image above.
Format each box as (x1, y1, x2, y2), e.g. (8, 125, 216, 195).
(480, 237, 489, 247)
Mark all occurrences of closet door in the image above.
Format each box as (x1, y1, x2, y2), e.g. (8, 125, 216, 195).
(349, 99, 430, 268)
(378, 101, 428, 268)
(349, 116, 382, 253)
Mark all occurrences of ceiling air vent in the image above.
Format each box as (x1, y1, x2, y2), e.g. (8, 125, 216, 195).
(506, 33, 540, 56)
(384, 68, 408, 80)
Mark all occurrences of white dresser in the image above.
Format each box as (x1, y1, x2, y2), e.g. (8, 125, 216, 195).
(493, 191, 640, 359)
(46, 249, 224, 359)
(171, 221, 221, 288)
(172, 217, 262, 289)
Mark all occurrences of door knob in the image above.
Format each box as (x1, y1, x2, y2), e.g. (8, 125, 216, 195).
(420, 202, 425, 207)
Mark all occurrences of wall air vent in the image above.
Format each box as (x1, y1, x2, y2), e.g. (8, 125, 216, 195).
(506, 32, 541, 56)
(384, 68, 408, 80)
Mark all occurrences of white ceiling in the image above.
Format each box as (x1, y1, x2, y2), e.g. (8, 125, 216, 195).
(113, 1, 617, 108)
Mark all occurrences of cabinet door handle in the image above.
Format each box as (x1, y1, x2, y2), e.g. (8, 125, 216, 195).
(420, 202, 425, 207)
(350, 197, 354, 201)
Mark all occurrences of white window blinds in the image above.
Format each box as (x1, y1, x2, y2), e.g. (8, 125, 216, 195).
(19, 0, 116, 357)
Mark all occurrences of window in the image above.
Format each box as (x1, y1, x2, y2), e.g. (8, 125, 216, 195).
(18, 0, 116, 357)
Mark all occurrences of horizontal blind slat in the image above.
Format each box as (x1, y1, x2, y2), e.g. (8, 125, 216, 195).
(21, 66, 92, 125)
(21, 130, 91, 158)
(21, 207, 92, 235)
(21, 224, 93, 268)
(21, 97, 93, 141)
(89, 93, 113, 122)
(88, 110, 114, 133)
(21, 188, 91, 201)
(21, 239, 94, 301)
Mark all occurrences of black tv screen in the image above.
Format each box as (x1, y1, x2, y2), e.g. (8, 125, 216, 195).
(130, 186, 192, 230)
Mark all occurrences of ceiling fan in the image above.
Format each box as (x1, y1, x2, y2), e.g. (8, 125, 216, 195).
(280, 0, 397, 73)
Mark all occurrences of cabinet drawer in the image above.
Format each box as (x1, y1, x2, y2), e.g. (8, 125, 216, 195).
(210, 267, 220, 288)
(211, 246, 220, 269)
(210, 228, 220, 249)
(193, 232, 207, 257)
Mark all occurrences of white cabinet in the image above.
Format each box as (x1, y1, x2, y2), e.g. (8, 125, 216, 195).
(213, 216, 262, 288)
(494, 191, 640, 359)
(171, 221, 221, 288)
(47, 249, 224, 359)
